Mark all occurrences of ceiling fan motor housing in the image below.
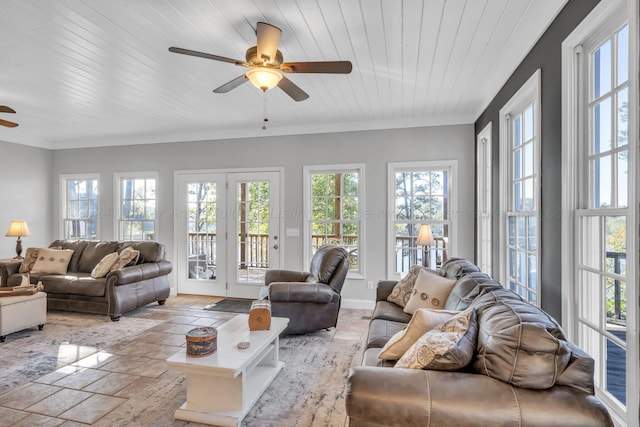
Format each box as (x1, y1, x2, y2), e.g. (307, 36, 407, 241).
(245, 46, 283, 67)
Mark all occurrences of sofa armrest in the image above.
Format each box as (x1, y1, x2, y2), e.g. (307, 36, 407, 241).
(268, 282, 335, 303)
(265, 270, 310, 285)
(376, 280, 398, 302)
(107, 260, 173, 286)
(0, 259, 22, 287)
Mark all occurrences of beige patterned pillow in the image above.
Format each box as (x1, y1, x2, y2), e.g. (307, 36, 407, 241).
(110, 247, 140, 271)
(395, 308, 478, 370)
(388, 266, 440, 308)
(19, 246, 62, 273)
(30, 248, 74, 275)
(91, 252, 120, 278)
(403, 268, 457, 314)
(378, 308, 459, 360)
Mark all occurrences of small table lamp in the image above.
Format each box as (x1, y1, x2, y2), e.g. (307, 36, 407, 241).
(416, 224, 435, 268)
(6, 220, 31, 259)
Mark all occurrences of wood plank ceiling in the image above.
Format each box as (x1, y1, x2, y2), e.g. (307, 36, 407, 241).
(0, 0, 567, 149)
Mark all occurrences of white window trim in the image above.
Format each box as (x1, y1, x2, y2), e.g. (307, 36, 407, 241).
(498, 69, 542, 304)
(476, 122, 493, 276)
(114, 172, 159, 242)
(303, 163, 365, 279)
(387, 160, 458, 279)
(561, 0, 638, 424)
(59, 173, 101, 240)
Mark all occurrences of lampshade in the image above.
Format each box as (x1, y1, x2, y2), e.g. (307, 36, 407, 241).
(5, 220, 31, 237)
(246, 67, 283, 91)
(416, 224, 434, 246)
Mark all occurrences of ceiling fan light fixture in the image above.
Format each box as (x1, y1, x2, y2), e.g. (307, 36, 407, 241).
(246, 67, 282, 91)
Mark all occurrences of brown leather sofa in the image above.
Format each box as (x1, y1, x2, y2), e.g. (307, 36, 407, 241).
(345, 258, 613, 427)
(262, 245, 349, 335)
(0, 240, 172, 321)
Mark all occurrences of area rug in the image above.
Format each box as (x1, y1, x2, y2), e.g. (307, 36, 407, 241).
(203, 298, 253, 313)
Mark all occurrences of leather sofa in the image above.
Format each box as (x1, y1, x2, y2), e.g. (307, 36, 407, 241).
(0, 240, 172, 321)
(345, 258, 613, 427)
(262, 245, 349, 335)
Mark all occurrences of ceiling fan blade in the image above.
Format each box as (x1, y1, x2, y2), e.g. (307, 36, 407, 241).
(256, 22, 282, 64)
(0, 118, 18, 128)
(277, 76, 309, 102)
(168, 47, 245, 66)
(213, 74, 249, 93)
(0, 106, 16, 113)
(281, 61, 352, 74)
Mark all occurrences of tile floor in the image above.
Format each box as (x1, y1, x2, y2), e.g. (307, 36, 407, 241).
(0, 296, 370, 426)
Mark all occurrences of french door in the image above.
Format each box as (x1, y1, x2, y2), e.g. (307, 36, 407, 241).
(175, 170, 281, 298)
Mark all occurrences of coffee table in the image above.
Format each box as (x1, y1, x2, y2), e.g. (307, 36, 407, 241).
(166, 314, 289, 426)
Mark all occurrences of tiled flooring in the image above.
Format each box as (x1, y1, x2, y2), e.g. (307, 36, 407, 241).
(0, 296, 369, 426)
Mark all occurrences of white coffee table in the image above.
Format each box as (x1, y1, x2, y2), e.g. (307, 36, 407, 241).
(166, 314, 289, 427)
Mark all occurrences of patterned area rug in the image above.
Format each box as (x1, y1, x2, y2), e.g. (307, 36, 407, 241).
(0, 307, 366, 426)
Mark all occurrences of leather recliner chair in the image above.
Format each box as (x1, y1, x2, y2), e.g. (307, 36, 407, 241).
(261, 245, 350, 335)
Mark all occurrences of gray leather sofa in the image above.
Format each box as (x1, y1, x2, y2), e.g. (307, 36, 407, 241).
(262, 245, 349, 335)
(345, 258, 613, 427)
(0, 240, 172, 321)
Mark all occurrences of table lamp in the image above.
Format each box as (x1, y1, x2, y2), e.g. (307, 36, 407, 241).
(6, 220, 31, 259)
(416, 224, 434, 268)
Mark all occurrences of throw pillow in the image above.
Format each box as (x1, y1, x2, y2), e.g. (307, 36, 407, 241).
(19, 246, 62, 273)
(110, 247, 140, 271)
(378, 308, 459, 360)
(394, 308, 478, 371)
(30, 248, 74, 275)
(91, 252, 120, 278)
(403, 268, 457, 315)
(387, 265, 440, 308)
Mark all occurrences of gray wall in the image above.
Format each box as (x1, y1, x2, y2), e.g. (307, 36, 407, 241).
(0, 140, 53, 256)
(52, 124, 475, 305)
(474, 0, 600, 321)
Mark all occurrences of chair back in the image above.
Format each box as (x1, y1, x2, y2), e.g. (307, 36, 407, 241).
(308, 245, 350, 293)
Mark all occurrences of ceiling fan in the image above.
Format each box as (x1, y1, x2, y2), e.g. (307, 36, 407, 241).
(169, 22, 352, 102)
(0, 106, 18, 128)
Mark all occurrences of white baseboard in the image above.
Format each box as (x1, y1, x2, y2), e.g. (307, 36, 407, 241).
(341, 298, 375, 310)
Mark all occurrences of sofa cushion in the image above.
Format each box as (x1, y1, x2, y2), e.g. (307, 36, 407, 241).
(403, 269, 456, 314)
(372, 301, 412, 323)
(471, 288, 572, 389)
(379, 308, 459, 360)
(129, 241, 165, 264)
(444, 272, 503, 311)
(366, 318, 407, 349)
(39, 273, 106, 297)
(30, 248, 74, 275)
(49, 240, 89, 273)
(395, 308, 478, 371)
(77, 241, 119, 273)
(91, 252, 119, 278)
(19, 247, 42, 273)
(362, 348, 395, 368)
(439, 258, 481, 279)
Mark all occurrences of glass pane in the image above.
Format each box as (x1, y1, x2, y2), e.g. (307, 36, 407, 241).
(595, 155, 612, 208)
(343, 172, 358, 196)
(579, 216, 602, 268)
(514, 182, 522, 212)
(528, 254, 537, 291)
(606, 339, 626, 404)
(617, 25, 628, 85)
(579, 323, 602, 387)
(579, 270, 601, 325)
(237, 181, 270, 284)
(606, 278, 626, 325)
(594, 98, 612, 154)
(517, 216, 526, 249)
(187, 182, 216, 281)
(508, 216, 516, 246)
(527, 216, 537, 251)
(523, 105, 534, 141)
(617, 151, 628, 208)
(517, 251, 526, 284)
(523, 142, 533, 177)
(514, 148, 522, 179)
(514, 116, 522, 147)
(594, 39, 612, 99)
(605, 216, 626, 276)
(617, 88, 628, 147)
(523, 178, 534, 211)
(508, 249, 516, 279)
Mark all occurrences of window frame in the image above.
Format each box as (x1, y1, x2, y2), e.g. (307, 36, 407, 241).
(114, 172, 159, 242)
(59, 173, 100, 240)
(303, 163, 365, 279)
(387, 160, 458, 280)
(499, 69, 542, 306)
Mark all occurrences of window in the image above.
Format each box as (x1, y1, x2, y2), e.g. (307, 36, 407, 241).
(60, 174, 99, 239)
(499, 70, 541, 305)
(388, 161, 456, 277)
(562, 1, 635, 421)
(304, 164, 364, 277)
(115, 173, 157, 241)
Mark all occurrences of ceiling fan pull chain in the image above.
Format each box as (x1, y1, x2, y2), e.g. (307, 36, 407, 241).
(262, 91, 269, 130)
